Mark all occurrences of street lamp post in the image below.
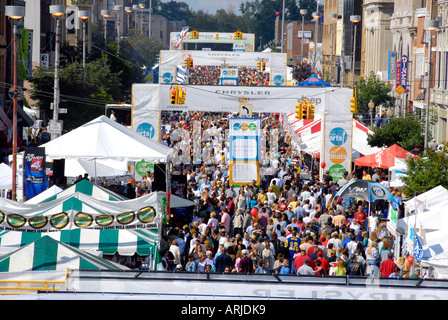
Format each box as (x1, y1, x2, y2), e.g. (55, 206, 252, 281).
(78, 10, 90, 86)
(350, 15, 361, 89)
(368, 100, 375, 129)
(5, 5, 25, 201)
(149, 0, 152, 38)
(132, 5, 139, 29)
(113, 5, 123, 47)
(328, 13, 338, 83)
(125, 6, 132, 31)
(300, 9, 307, 66)
(423, 19, 439, 150)
(312, 11, 320, 69)
(50, 5, 65, 141)
(139, 3, 145, 35)
(280, 0, 285, 53)
(101, 10, 110, 45)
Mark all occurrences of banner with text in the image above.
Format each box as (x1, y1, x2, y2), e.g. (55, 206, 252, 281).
(229, 118, 261, 186)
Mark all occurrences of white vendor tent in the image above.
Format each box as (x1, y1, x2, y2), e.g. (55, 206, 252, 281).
(25, 185, 63, 204)
(0, 162, 23, 191)
(291, 118, 381, 158)
(41, 115, 173, 163)
(393, 186, 448, 277)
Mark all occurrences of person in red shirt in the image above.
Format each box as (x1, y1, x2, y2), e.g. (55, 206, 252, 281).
(278, 198, 288, 212)
(316, 252, 330, 275)
(380, 252, 397, 277)
(294, 249, 314, 271)
(354, 205, 367, 228)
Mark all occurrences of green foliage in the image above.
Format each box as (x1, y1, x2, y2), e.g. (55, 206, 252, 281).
(356, 72, 395, 114)
(367, 116, 425, 151)
(402, 147, 448, 196)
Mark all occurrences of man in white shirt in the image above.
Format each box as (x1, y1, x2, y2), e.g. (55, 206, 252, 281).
(297, 259, 322, 276)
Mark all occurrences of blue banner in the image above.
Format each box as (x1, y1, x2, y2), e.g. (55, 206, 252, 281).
(24, 147, 47, 201)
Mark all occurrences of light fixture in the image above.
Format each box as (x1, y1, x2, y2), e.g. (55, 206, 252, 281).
(50, 5, 65, 19)
(350, 15, 361, 23)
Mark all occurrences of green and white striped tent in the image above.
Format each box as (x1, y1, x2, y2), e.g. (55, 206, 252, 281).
(0, 236, 130, 272)
(39, 179, 128, 202)
(0, 228, 160, 257)
(0, 186, 166, 270)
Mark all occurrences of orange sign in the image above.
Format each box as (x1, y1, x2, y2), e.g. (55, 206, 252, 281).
(329, 146, 348, 164)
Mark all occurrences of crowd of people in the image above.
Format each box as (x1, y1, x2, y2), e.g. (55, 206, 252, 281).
(151, 111, 421, 279)
(187, 66, 270, 86)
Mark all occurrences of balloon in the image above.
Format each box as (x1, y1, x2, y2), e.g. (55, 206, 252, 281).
(321, 162, 326, 169)
(407, 255, 414, 265)
(251, 208, 258, 219)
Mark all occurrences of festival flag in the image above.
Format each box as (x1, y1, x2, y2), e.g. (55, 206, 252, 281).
(175, 27, 189, 48)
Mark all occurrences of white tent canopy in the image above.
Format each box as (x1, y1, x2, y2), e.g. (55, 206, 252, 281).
(0, 163, 23, 190)
(41, 116, 173, 163)
(25, 185, 63, 204)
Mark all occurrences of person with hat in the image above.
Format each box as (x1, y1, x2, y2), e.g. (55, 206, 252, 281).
(240, 249, 254, 273)
(297, 258, 322, 276)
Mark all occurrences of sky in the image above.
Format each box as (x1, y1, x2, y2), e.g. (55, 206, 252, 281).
(177, 0, 247, 14)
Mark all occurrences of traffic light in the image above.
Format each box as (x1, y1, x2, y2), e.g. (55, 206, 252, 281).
(302, 102, 308, 119)
(295, 102, 303, 119)
(234, 30, 243, 40)
(178, 87, 186, 104)
(261, 61, 266, 72)
(184, 57, 193, 68)
(307, 102, 315, 119)
(190, 30, 199, 39)
(170, 87, 178, 105)
(257, 61, 261, 71)
(350, 84, 358, 113)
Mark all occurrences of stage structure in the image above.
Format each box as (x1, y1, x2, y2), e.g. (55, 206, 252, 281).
(158, 50, 288, 86)
(170, 31, 255, 52)
(132, 84, 353, 182)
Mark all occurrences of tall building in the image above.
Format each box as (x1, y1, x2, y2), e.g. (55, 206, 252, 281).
(322, 0, 363, 86)
(361, 0, 394, 80)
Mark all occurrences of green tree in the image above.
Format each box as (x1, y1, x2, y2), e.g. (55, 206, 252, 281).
(29, 55, 121, 131)
(402, 147, 448, 196)
(356, 72, 395, 114)
(367, 116, 425, 151)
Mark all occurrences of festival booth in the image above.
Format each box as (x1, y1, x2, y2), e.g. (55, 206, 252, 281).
(25, 185, 63, 204)
(291, 118, 381, 159)
(41, 115, 172, 162)
(385, 186, 448, 278)
(297, 74, 331, 87)
(0, 162, 23, 200)
(0, 236, 130, 272)
(0, 179, 167, 270)
(354, 144, 418, 169)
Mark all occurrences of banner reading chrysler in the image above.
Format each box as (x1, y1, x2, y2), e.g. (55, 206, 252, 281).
(229, 117, 261, 186)
(321, 114, 352, 182)
(24, 147, 47, 201)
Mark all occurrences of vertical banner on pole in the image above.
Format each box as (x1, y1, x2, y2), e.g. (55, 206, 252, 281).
(229, 118, 261, 186)
(24, 147, 47, 200)
(321, 114, 352, 182)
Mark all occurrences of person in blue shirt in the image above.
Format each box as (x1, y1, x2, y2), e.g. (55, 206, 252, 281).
(277, 259, 291, 274)
(284, 228, 301, 266)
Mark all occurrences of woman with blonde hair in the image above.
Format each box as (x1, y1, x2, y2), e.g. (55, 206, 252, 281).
(365, 241, 380, 276)
(333, 258, 347, 276)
